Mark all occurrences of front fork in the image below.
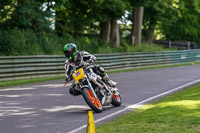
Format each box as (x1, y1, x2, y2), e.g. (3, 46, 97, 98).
(86, 78, 98, 98)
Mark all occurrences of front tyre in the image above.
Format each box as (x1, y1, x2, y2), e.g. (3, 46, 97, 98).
(111, 94, 122, 107)
(82, 88, 103, 113)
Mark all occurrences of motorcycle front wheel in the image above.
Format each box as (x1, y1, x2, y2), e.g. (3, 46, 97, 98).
(82, 88, 103, 113)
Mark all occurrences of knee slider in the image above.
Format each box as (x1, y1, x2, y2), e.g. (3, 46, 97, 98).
(97, 66, 105, 73)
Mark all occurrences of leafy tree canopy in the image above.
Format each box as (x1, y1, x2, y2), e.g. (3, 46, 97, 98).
(0, 0, 52, 32)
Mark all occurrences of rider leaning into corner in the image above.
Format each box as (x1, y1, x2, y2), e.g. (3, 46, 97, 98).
(63, 43, 117, 96)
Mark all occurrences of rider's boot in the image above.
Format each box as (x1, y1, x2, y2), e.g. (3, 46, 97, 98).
(103, 74, 117, 87)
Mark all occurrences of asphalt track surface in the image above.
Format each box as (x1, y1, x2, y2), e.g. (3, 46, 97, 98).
(1, 64, 200, 133)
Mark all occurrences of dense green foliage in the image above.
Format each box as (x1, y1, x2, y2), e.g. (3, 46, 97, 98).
(0, 0, 199, 55)
(160, 0, 200, 42)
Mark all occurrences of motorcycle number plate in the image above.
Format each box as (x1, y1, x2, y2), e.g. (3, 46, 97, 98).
(72, 68, 86, 83)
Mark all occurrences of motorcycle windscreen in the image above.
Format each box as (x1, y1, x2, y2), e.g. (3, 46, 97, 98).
(72, 68, 86, 83)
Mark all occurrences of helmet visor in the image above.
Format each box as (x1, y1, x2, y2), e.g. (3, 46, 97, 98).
(64, 50, 72, 58)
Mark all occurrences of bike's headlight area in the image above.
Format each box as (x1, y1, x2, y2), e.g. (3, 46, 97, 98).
(78, 78, 87, 85)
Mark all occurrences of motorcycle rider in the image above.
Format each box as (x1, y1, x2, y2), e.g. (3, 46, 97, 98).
(63, 43, 117, 96)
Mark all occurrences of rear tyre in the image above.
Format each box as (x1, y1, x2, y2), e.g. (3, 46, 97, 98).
(82, 88, 103, 113)
(111, 94, 122, 107)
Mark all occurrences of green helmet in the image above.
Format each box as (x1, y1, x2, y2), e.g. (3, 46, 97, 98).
(64, 43, 77, 60)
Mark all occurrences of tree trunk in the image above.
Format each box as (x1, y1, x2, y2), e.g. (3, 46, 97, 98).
(132, 6, 144, 45)
(131, 9, 135, 45)
(116, 22, 120, 47)
(99, 19, 111, 42)
(146, 23, 156, 44)
(110, 19, 120, 48)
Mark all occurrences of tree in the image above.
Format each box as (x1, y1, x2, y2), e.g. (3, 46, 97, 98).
(98, 0, 127, 47)
(53, 0, 103, 37)
(128, 0, 150, 45)
(143, 0, 177, 44)
(99, 19, 111, 42)
(0, 0, 15, 29)
(132, 6, 144, 45)
(0, 0, 51, 32)
(159, 0, 200, 43)
(53, 0, 127, 47)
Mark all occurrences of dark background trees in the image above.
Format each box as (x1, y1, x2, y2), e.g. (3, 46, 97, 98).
(0, 0, 200, 55)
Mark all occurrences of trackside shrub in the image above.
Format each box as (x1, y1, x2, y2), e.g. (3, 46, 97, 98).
(0, 28, 171, 56)
(0, 28, 41, 55)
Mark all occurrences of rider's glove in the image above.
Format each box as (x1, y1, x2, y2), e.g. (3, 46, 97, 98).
(64, 78, 70, 86)
(64, 81, 67, 86)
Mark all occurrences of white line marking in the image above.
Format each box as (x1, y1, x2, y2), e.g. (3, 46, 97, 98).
(68, 79, 200, 133)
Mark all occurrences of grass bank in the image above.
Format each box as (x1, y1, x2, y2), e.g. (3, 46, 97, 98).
(0, 62, 200, 88)
(0, 76, 65, 88)
(96, 83, 200, 133)
(107, 62, 200, 74)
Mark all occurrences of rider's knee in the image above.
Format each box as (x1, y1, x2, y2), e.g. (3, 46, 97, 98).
(94, 66, 105, 77)
(97, 66, 105, 73)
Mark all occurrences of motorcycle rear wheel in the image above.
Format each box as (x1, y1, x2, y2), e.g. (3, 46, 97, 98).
(82, 88, 103, 113)
(111, 94, 122, 107)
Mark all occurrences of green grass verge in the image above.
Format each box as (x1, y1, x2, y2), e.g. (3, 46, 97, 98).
(107, 62, 200, 73)
(0, 76, 65, 88)
(96, 83, 200, 133)
(1, 62, 200, 88)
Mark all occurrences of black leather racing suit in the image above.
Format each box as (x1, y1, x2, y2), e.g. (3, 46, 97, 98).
(64, 51, 105, 95)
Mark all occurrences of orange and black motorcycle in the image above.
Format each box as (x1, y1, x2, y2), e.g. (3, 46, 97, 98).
(72, 65, 122, 113)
